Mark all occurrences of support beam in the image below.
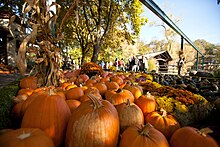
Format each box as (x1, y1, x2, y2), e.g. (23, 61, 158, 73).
(181, 36, 184, 51)
(139, 0, 204, 70)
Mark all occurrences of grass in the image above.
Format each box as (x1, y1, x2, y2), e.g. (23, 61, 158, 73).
(0, 80, 20, 129)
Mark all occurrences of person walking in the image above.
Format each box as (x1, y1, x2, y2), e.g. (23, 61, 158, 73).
(178, 57, 185, 76)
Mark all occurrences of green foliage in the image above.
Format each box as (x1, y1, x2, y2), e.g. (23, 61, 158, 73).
(0, 82, 19, 129)
(58, 0, 148, 63)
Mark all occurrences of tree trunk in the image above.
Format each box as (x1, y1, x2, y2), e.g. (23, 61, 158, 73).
(91, 43, 101, 63)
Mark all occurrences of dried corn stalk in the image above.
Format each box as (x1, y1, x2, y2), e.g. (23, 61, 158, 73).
(13, 0, 80, 86)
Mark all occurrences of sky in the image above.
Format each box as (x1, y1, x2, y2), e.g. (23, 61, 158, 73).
(139, 0, 220, 45)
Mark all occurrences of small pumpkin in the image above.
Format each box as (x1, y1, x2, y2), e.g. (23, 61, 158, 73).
(66, 87, 84, 100)
(19, 76, 38, 89)
(115, 99, 144, 133)
(119, 123, 169, 147)
(105, 81, 120, 91)
(170, 126, 219, 147)
(134, 92, 156, 115)
(66, 99, 81, 113)
(145, 109, 180, 139)
(105, 89, 134, 105)
(0, 128, 55, 147)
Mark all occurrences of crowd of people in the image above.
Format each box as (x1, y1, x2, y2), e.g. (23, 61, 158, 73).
(99, 56, 149, 72)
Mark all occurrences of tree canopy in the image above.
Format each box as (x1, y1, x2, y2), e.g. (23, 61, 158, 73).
(57, 0, 148, 63)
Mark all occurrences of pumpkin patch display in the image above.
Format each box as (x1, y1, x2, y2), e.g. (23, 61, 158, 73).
(0, 128, 55, 147)
(145, 109, 180, 139)
(65, 93, 120, 147)
(21, 91, 71, 147)
(115, 99, 144, 133)
(170, 126, 219, 147)
(119, 123, 169, 147)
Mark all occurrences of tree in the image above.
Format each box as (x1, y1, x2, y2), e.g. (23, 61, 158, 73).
(58, 0, 148, 63)
(0, 0, 23, 16)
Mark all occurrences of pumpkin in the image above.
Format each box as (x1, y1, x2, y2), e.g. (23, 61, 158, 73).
(21, 90, 71, 147)
(105, 81, 120, 90)
(134, 92, 156, 115)
(145, 109, 180, 139)
(21, 90, 48, 115)
(66, 99, 81, 113)
(19, 76, 38, 89)
(119, 123, 169, 147)
(110, 76, 124, 86)
(65, 93, 120, 147)
(123, 83, 143, 99)
(92, 82, 107, 96)
(11, 102, 23, 120)
(170, 127, 219, 147)
(66, 87, 84, 100)
(0, 128, 55, 147)
(79, 91, 102, 102)
(115, 99, 144, 133)
(17, 88, 34, 96)
(105, 89, 134, 105)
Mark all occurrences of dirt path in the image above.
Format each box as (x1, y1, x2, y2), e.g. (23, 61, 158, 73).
(0, 73, 22, 87)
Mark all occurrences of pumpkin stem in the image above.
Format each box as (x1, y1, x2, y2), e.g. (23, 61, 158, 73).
(160, 108, 167, 117)
(88, 93, 103, 109)
(17, 131, 31, 140)
(140, 123, 154, 137)
(126, 99, 131, 107)
(115, 88, 123, 93)
(198, 128, 213, 137)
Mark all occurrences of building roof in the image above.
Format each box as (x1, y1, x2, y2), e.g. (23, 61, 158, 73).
(137, 50, 173, 61)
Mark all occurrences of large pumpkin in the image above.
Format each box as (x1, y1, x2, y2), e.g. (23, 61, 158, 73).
(170, 126, 219, 147)
(105, 89, 134, 105)
(119, 123, 169, 147)
(21, 90, 71, 147)
(145, 109, 180, 139)
(134, 92, 156, 115)
(65, 93, 120, 147)
(115, 99, 144, 133)
(0, 128, 55, 147)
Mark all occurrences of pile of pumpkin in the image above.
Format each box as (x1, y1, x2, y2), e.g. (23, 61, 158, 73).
(0, 70, 219, 147)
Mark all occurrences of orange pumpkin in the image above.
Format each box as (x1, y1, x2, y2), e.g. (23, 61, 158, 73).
(105, 81, 120, 90)
(65, 94, 120, 147)
(145, 109, 180, 139)
(21, 91, 71, 147)
(66, 99, 81, 113)
(123, 83, 143, 99)
(19, 76, 38, 89)
(134, 92, 156, 115)
(21, 90, 48, 115)
(66, 87, 84, 100)
(119, 123, 169, 147)
(105, 89, 134, 105)
(170, 127, 219, 147)
(110, 76, 124, 86)
(0, 128, 55, 147)
(115, 99, 144, 133)
(17, 88, 34, 96)
(92, 82, 107, 96)
(79, 91, 102, 103)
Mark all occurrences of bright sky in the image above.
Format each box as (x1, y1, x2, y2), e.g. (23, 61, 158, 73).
(140, 0, 220, 45)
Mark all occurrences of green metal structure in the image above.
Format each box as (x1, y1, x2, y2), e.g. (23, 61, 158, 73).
(139, 0, 204, 70)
